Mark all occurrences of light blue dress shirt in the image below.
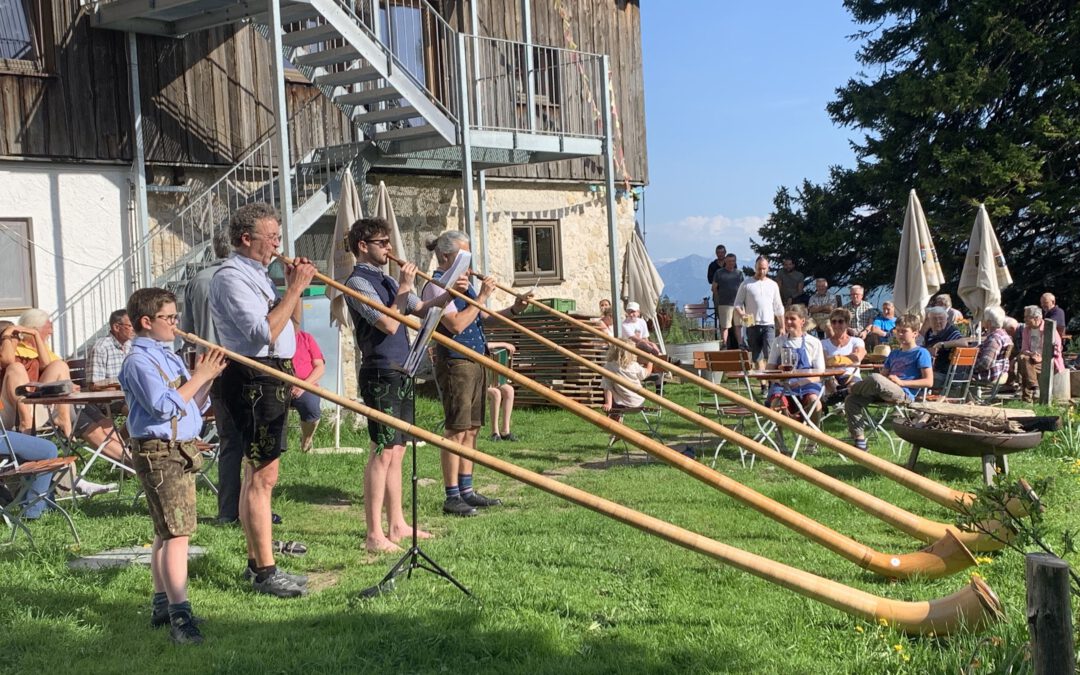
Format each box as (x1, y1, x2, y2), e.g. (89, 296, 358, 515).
(209, 253, 296, 358)
(120, 337, 206, 441)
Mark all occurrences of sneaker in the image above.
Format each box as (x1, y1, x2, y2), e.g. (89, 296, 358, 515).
(74, 479, 116, 498)
(499, 432, 519, 442)
(169, 614, 204, 645)
(462, 491, 502, 508)
(152, 611, 205, 629)
(852, 438, 868, 451)
(243, 567, 308, 586)
(442, 496, 478, 517)
(489, 433, 502, 441)
(252, 570, 309, 598)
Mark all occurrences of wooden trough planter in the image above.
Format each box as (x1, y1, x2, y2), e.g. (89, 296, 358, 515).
(891, 420, 1043, 486)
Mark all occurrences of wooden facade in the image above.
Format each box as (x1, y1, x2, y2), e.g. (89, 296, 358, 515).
(1, 0, 645, 184)
(444, 0, 647, 184)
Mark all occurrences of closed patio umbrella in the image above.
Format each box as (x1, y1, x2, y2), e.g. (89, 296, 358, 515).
(958, 203, 1012, 326)
(373, 180, 406, 278)
(893, 189, 945, 322)
(327, 168, 361, 330)
(621, 225, 666, 353)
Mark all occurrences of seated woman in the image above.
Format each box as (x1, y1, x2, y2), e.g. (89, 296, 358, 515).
(821, 308, 866, 402)
(1017, 305, 1065, 403)
(288, 316, 326, 453)
(600, 339, 653, 421)
(1, 318, 74, 435)
(11, 310, 130, 468)
(921, 307, 968, 390)
(0, 321, 112, 498)
(765, 305, 825, 424)
(0, 425, 61, 519)
(972, 306, 1013, 385)
(486, 342, 518, 441)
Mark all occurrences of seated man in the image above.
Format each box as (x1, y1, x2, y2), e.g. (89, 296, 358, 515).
(866, 301, 897, 349)
(806, 278, 837, 339)
(921, 307, 967, 390)
(621, 302, 661, 355)
(843, 315, 933, 451)
(87, 309, 134, 389)
(972, 307, 1012, 385)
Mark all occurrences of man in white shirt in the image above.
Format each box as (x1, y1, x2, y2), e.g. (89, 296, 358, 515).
(621, 301, 660, 355)
(734, 256, 785, 369)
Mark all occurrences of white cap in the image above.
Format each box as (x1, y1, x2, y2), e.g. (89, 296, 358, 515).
(626, 301, 640, 312)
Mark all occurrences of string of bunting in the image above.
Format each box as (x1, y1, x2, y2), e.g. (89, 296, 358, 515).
(553, 0, 633, 193)
(439, 192, 610, 221)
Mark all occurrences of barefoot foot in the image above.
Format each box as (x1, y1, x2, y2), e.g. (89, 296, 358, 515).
(389, 524, 433, 542)
(365, 536, 403, 554)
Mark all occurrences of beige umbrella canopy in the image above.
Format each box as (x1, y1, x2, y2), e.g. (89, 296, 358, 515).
(621, 225, 666, 353)
(373, 180, 406, 278)
(327, 168, 361, 329)
(893, 189, 946, 322)
(958, 204, 1012, 324)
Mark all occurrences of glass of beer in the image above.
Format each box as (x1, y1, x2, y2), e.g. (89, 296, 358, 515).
(741, 313, 754, 327)
(780, 347, 795, 372)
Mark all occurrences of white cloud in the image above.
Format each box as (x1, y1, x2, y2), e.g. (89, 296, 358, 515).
(643, 213, 769, 262)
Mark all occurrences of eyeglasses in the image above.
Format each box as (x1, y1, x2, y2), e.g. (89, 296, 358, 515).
(251, 232, 282, 243)
(155, 314, 181, 324)
(364, 238, 392, 248)
(830, 319, 846, 324)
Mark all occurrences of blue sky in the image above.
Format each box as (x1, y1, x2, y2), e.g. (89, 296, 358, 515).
(639, 2, 864, 264)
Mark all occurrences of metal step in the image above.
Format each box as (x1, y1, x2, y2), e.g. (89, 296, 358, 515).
(278, 3, 320, 23)
(282, 22, 341, 47)
(354, 106, 419, 125)
(315, 66, 382, 87)
(335, 86, 400, 107)
(374, 125, 442, 142)
(292, 44, 360, 68)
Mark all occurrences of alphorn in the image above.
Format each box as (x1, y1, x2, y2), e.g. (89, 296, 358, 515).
(176, 329, 1005, 636)
(381, 254, 1012, 556)
(274, 257, 1000, 570)
(467, 273, 1033, 515)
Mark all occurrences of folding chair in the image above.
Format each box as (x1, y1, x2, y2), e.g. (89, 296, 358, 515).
(969, 345, 1012, 404)
(0, 415, 80, 547)
(924, 346, 979, 403)
(603, 405, 662, 465)
(698, 350, 772, 467)
(684, 302, 716, 341)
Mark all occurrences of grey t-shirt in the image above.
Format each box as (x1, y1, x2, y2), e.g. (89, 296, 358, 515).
(712, 268, 744, 305)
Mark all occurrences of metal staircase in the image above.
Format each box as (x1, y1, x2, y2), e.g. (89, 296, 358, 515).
(57, 0, 611, 356)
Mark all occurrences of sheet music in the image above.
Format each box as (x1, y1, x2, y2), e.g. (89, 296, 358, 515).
(437, 249, 472, 290)
(403, 307, 444, 377)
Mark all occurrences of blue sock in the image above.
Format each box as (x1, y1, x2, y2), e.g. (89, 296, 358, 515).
(445, 485, 460, 499)
(459, 474, 474, 496)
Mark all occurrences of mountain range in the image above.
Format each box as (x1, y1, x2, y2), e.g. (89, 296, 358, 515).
(655, 254, 714, 309)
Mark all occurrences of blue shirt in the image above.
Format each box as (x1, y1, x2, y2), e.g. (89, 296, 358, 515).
(120, 337, 206, 441)
(872, 316, 897, 335)
(209, 253, 296, 357)
(883, 347, 932, 400)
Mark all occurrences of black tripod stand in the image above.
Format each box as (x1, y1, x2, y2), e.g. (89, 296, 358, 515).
(359, 369, 470, 599)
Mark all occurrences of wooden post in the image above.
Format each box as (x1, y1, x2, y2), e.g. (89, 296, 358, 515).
(1025, 553, 1075, 674)
(1037, 319, 1056, 405)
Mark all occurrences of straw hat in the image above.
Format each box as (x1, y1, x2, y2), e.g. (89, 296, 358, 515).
(873, 344, 892, 357)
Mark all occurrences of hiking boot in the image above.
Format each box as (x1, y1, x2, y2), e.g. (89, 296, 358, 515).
(243, 567, 308, 586)
(462, 491, 502, 508)
(499, 432, 519, 442)
(252, 570, 309, 598)
(152, 610, 205, 629)
(442, 496, 478, 517)
(489, 433, 502, 441)
(169, 614, 204, 645)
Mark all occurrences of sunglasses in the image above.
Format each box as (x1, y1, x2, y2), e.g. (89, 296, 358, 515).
(365, 238, 392, 248)
(830, 319, 846, 324)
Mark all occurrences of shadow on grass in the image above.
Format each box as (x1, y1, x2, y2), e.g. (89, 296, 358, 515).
(0, 582, 744, 674)
(275, 483, 356, 506)
(813, 460, 979, 484)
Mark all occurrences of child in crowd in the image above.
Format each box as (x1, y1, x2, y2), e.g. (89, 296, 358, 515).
(600, 339, 653, 422)
(119, 288, 226, 645)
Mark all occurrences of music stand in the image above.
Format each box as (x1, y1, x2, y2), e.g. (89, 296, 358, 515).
(359, 310, 471, 599)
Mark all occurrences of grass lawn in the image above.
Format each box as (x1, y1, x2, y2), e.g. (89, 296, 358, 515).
(1, 383, 1077, 674)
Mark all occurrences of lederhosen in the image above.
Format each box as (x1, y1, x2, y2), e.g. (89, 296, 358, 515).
(129, 361, 202, 539)
(217, 274, 294, 465)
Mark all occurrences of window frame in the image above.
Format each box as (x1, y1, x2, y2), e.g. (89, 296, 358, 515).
(0, 217, 37, 313)
(0, 0, 54, 75)
(511, 218, 563, 286)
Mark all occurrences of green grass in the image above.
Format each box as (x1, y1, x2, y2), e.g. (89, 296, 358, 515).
(2, 385, 1078, 674)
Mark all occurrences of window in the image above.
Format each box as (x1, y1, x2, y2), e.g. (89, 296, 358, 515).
(0, 0, 52, 74)
(0, 218, 36, 312)
(512, 220, 563, 285)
